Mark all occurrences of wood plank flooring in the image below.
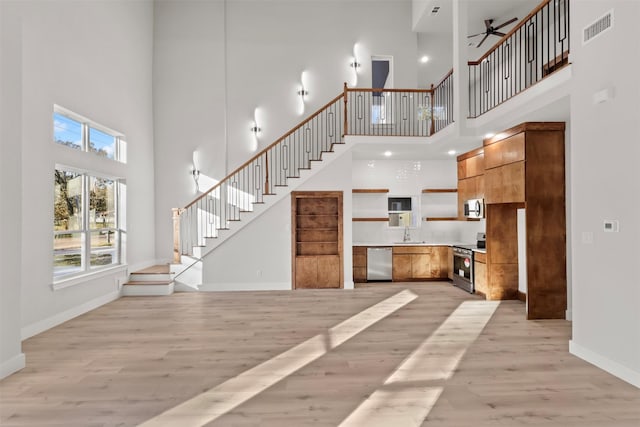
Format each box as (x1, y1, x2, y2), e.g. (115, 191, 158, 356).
(1, 282, 639, 426)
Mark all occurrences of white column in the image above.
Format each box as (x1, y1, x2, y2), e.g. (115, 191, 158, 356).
(452, 0, 470, 135)
(0, 2, 25, 379)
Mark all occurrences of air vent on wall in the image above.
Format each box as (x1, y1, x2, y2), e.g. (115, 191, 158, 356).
(583, 9, 613, 45)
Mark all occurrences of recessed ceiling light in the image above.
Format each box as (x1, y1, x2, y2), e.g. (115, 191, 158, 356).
(384, 151, 392, 157)
(484, 132, 495, 139)
(420, 56, 429, 64)
(447, 149, 456, 156)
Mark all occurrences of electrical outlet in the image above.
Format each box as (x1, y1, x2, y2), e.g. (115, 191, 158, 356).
(603, 220, 619, 232)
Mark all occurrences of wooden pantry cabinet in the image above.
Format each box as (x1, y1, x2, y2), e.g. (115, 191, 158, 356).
(483, 122, 566, 319)
(392, 246, 448, 281)
(352, 246, 367, 283)
(292, 191, 343, 289)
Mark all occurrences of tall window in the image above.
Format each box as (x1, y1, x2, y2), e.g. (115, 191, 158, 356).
(53, 107, 126, 281)
(53, 169, 122, 279)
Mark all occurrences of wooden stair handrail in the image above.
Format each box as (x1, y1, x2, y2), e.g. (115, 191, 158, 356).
(468, 0, 552, 66)
(346, 87, 433, 94)
(183, 92, 344, 210)
(434, 68, 454, 88)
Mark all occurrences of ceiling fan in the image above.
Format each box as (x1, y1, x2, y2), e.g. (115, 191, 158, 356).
(468, 17, 518, 48)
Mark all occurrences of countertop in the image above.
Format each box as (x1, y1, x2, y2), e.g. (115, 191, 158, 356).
(352, 242, 487, 253)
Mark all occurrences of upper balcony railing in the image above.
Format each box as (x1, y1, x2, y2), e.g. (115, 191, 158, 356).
(468, 0, 570, 118)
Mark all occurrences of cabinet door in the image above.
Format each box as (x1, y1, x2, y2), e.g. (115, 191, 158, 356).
(295, 257, 318, 289)
(474, 260, 488, 296)
(317, 255, 340, 288)
(447, 247, 453, 280)
(411, 253, 432, 279)
(433, 246, 449, 279)
(392, 254, 412, 281)
(485, 161, 525, 204)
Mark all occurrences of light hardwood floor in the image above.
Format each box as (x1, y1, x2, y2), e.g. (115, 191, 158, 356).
(1, 283, 639, 426)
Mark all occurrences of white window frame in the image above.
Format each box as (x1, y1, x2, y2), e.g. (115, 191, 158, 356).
(53, 166, 124, 283)
(53, 105, 127, 163)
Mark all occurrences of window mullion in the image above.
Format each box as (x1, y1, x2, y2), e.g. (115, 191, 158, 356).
(83, 174, 90, 272)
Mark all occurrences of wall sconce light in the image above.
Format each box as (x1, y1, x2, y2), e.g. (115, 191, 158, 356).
(297, 87, 308, 97)
(250, 125, 261, 134)
(191, 168, 200, 181)
(350, 61, 361, 68)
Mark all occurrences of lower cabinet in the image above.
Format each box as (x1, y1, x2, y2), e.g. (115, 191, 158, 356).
(353, 246, 367, 283)
(473, 251, 488, 296)
(295, 255, 341, 288)
(392, 246, 448, 281)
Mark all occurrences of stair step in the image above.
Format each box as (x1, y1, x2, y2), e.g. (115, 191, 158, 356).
(123, 280, 173, 286)
(130, 264, 173, 275)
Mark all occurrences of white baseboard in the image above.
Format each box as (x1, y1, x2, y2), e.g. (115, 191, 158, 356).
(21, 290, 121, 340)
(565, 309, 572, 321)
(198, 282, 292, 292)
(569, 340, 640, 389)
(0, 352, 26, 380)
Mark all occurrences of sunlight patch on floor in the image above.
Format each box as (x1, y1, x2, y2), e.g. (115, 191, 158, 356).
(338, 300, 500, 427)
(138, 289, 418, 427)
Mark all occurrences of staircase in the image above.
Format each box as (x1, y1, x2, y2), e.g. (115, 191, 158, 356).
(165, 84, 442, 291)
(122, 264, 175, 296)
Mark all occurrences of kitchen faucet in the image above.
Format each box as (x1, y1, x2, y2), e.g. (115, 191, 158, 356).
(403, 226, 411, 242)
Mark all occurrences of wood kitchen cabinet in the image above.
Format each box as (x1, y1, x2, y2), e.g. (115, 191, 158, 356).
(292, 191, 343, 289)
(457, 147, 485, 219)
(353, 246, 367, 283)
(392, 246, 448, 281)
(483, 122, 566, 319)
(473, 251, 488, 297)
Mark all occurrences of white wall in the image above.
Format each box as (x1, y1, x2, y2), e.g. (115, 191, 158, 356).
(352, 158, 484, 244)
(0, 1, 25, 379)
(152, 0, 419, 261)
(201, 147, 354, 290)
(4, 0, 156, 338)
(569, 1, 640, 387)
(417, 32, 453, 88)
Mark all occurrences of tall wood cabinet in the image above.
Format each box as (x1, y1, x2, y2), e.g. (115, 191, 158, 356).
(292, 191, 343, 289)
(484, 122, 566, 319)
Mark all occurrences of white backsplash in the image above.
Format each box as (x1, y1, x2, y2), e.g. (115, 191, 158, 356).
(352, 158, 485, 244)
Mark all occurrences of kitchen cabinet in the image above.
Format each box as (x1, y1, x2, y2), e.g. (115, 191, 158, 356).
(292, 192, 343, 289)
(353, 246, 367, 283)
(447, 246, 453, 280)
(483, 122, 566, 319)
(392, 246, 448, 281)
(473, 251, 487, 297)
(457, 147, 485, 219)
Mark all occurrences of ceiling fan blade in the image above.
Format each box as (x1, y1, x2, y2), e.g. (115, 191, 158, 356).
(492, 31, 507, 37)
(476, 34, 490, 48)
(467, 32, 487, 38)
(494, 17, 518, 31)
(484, 19, 494, 29)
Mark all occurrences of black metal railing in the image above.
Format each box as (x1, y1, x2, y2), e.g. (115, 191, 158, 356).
(468, 0, 569, 118)
(344, 87, 433, 136)
(432, 69, 454, 133)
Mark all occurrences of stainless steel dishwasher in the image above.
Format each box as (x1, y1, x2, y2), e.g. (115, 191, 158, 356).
(367, 247, 393, 281)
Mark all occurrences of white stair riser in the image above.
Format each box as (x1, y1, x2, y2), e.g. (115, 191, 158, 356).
(122, 283, 174, 296)
(128, 273, 174, 281)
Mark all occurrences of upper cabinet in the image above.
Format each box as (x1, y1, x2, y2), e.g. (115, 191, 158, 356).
(484, 132, 526, 204)
(456, 147, 485, 219)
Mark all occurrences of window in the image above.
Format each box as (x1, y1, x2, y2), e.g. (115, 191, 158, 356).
(54, 168, 122, 280)
(388, 196, 420, 228)
(53, 108, 126, 162)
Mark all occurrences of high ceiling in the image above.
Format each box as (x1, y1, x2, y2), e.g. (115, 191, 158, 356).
(413, 0, 540, 59)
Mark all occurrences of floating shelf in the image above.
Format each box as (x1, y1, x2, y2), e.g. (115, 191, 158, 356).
(422, 188, 457, 193)
(424, 217, 459, 221)
(353, 189, 390, 194)
(353, 217, 388, 222)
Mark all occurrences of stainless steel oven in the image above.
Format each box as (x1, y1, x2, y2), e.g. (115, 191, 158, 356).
(452, 245, 474, 293)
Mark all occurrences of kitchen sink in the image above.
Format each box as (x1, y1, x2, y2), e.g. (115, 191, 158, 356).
(393, 241, 427, 245)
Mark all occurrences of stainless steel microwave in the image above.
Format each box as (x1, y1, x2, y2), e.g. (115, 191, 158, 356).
(464, 198, 484, 219)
